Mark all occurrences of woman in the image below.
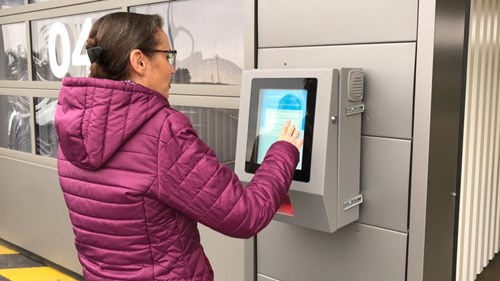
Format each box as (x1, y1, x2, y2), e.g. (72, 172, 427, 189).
(55, 12, 302, 281)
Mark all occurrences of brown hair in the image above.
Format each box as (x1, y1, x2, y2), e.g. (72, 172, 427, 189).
(86, 12, 164, 80)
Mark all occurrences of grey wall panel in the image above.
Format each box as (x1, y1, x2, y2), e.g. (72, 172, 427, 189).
(198, 225, 252, 281)
(258, 0, 417, 48)
(0, 157, 81, 273)
(257, 222, 407, 281)
(258, 43, 416, 139)
(358, 136, 411, 232)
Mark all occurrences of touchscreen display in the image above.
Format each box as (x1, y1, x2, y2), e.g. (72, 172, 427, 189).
(245, 77, 317, 183)
(256, 89, 307, 169)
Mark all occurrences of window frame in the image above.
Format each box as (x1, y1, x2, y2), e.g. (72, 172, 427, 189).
(0, 0, 254, 166)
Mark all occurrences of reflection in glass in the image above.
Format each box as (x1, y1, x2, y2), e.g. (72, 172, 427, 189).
(173, 106, 238, 167)
(0, 0, 23, 9)
(34, 97, 58, 158)
(31, 10, 114, 81)
(0, 22, 28, 80)
(131, 0, 244, 85)
(0, 95, 32, 153)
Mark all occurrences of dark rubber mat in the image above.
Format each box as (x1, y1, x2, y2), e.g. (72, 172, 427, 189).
(0, 276, 10, 281)
(0, 254, 43, 269)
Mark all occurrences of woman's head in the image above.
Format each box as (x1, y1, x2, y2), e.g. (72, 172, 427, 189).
(86, 12, 175, 98)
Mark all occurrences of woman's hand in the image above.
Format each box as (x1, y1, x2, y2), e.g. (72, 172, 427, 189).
(277, 120, 304, 151)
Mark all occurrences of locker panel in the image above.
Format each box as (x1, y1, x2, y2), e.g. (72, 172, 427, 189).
(358, 136, 411, 232)
(258, 43, 416, 139)
(257, 222, 407, 281)
(258, 0, 417, 47)
(258, 274, 279, 281)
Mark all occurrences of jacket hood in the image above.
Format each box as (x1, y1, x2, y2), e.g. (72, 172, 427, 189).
(56, 77, 168, 170)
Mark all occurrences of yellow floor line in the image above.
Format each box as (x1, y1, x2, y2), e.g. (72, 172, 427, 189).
(0, 267, 79, 281)
(0, 244, 17, 255)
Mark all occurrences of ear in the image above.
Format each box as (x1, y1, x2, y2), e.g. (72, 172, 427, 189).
(129, 49, 147, 75)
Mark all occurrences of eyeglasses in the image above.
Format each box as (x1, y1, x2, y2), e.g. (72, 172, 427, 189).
(146, 49, 177, 65)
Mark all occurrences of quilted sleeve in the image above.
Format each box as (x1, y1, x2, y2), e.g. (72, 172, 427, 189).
(157, 112, 299, 238)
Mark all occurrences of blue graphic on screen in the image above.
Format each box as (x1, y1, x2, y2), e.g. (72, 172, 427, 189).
(257, 89, 307, 169)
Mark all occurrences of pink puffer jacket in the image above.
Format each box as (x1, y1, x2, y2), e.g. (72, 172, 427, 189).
(55, 77, 299, 281)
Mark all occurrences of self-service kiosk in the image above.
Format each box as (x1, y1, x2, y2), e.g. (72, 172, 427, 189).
(235, 68, 364, 233)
